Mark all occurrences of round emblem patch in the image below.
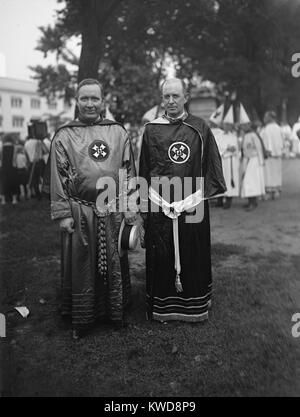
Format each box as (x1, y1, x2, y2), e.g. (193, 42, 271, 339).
(89, 140, 110, 161)
(168, 142, 190, 164)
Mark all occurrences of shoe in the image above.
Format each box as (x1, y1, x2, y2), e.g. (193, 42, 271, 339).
(72, 329, 85, 340)
(72, 330, 80, 340)
(223, 198, 232, 209)
(215, 198, 224, 207)
(245, 204, 256, 212)
(223, 202, 231, 209)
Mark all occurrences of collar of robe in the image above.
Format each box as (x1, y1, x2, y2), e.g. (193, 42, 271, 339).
(163, 111, 188, 124)
(77, 116, 102, 126)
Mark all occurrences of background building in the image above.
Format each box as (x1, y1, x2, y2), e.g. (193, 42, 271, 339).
(0, 77, 74, 141)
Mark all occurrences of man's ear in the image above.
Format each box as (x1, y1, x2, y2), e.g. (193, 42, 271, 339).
(74, 103, 79, 119)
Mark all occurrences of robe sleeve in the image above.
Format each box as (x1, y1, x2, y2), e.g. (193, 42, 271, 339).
(122, 133, 136, 184)
(50, 132, 72, 220)
(261, 127, 271, 152)
(137, 127, 151, 219)
(202, 125, 227, 198)
(138, 127, 150, 184)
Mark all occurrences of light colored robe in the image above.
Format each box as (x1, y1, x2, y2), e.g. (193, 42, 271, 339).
(50, 120, 136, 329)
(217, 131, 240, 197)
(240, 132, 265, 198)
(261, 122, 283, 192)
(291, 121, 300, 155)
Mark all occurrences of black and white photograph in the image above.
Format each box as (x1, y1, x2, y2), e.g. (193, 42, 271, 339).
(0, 0, 300, 400)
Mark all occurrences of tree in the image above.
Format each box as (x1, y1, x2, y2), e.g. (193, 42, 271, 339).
(32, 0, 300, 123)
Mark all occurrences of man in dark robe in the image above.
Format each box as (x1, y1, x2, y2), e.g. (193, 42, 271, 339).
(139, 78, 226, 323)
(49, 79, 136, 338)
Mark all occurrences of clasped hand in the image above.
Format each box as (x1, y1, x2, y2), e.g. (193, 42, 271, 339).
(124, 211, 137, 225)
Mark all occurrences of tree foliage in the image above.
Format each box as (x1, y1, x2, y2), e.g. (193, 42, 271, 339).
(31, 0, 300, 124)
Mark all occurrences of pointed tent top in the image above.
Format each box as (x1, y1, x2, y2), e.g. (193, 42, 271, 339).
(222, 103, 251, 125)
(209, 104, 224, 125)
(239, 103, 251, 124)
(223, 105, 234, 124)
(105, 105, 115, 121)
(142, 105, 164, 122)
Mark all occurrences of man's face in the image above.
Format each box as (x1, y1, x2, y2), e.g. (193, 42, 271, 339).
(77, 84, 102, 122)
(162, 80, 187, 118)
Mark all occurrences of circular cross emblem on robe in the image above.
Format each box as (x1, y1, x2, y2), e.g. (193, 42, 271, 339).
(168, 142, 190, 164)
(89, 140, 110, 162)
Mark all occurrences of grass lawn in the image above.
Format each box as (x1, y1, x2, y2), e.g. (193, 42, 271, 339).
(1, 198, 300, 397)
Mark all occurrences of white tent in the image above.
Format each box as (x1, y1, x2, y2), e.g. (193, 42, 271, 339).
(142, 105, 164, 122)
(209, 104, 225, 125)
(221, 103, 251, 125)
(105, 105, 115, 121)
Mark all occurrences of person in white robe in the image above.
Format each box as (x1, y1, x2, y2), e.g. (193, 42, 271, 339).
(291, 116, 300, 157)
(280, 122, 293, 159)
(260, 111, 284, 199)
(209, 122, 225, 207)
(240, 123, 265, 210)
(218, 122, 240, 209)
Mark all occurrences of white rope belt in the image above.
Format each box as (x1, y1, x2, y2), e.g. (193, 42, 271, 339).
(149, 186, 204, 293)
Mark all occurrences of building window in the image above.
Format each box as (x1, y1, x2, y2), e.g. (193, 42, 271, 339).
(48, 101, 57, 110)
(12, 116, 24, 127)
(0, 115, 3, 127)
(11, 97, 23, 108)
(31, 98, 41, 109)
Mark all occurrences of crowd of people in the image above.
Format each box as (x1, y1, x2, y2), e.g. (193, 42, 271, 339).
(210, 109, 300, 211)
(0, 134, 51, 204)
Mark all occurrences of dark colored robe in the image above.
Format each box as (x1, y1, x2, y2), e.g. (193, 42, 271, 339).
(49, 119, 136, 330)
(139, 114, 226, 322)
(1, 142, 19, 199)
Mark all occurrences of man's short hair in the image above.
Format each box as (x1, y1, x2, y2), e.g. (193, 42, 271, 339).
(160, 78, 188, 96)
(76, 78, 103, 98)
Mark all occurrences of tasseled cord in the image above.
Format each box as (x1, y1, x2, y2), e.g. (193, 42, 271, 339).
(175, 274, 183, 293)
(173, 218, 183, 293)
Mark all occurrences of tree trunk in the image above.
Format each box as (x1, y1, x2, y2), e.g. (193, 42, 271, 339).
(78, 0, 102, 82)
(77, 0, 122, 82)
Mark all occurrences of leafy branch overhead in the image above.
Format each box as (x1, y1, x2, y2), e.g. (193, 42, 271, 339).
(31, 0, 300, 123)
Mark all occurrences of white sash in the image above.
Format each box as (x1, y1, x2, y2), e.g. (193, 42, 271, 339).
(149, 185, 204, 292)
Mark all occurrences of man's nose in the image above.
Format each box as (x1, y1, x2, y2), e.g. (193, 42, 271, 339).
(168, 96, 175, 104)
(86, 99, 94, 106)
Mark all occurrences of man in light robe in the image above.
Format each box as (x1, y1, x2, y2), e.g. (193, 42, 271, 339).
(260, 111, 284, 199)
(209, 121, 225, 207)
(240, 123, 265, 210)
(280, 122, 293, 159)
(139, 78, 226, 323)
(48, 79, 136, 338)
(291, 116, 300, 157)
(217, 122, 240, 209)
